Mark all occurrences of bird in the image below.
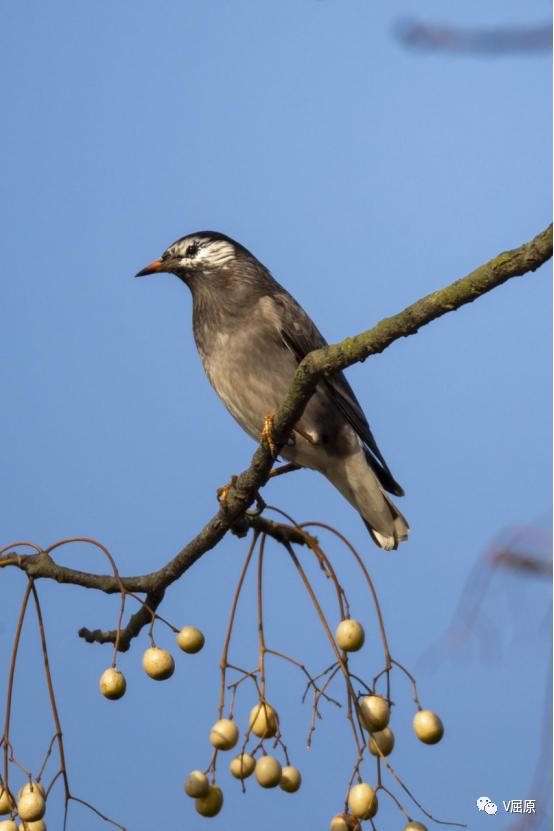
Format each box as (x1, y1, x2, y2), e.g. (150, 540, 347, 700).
(136, 231, 409, 550)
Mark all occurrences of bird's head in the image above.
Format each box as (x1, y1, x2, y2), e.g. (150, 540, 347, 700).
(135, 231, 252, 282)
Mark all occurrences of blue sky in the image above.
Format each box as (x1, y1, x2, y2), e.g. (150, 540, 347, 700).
(1, 2, 551, 830)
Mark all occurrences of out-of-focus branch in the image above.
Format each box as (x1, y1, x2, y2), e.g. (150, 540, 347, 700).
(1, 224, 551, 649)
(396, 19, 552, 55)
(490, 549, 552, 578)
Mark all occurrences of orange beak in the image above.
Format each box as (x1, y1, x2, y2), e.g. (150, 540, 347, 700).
(135, 259, 164, 277)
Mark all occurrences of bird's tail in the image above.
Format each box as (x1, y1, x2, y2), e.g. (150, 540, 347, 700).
(326, 449, 409, 550)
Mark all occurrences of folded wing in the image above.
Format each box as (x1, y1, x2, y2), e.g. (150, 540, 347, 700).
(268, 291, 404, 497)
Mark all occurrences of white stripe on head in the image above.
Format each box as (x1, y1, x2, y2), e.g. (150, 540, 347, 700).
(168, 236, 237, 268)
(197, 239, 236, 266)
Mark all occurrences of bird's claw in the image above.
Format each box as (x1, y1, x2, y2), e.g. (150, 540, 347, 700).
(268, 462, 302, 479)
(261, 414, 279, 457)
(247, 493, 266, 516)
(217, 475, 238, 507)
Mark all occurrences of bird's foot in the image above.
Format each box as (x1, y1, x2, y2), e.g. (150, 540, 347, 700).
(248, 492, 267, 516)
(217, 475, 238, 507)
(268, 462, 302, 479)
(261, 413, 279, 457)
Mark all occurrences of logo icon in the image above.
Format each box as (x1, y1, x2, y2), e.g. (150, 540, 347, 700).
(477, 797, 498, 815)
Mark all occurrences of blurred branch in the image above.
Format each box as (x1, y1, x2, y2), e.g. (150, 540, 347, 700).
(396, 19, 552, 55)
(420, 524, 552, 665)
(420, 523, 552, 830)
(490, 548, 553, 578)
(1, 224, 552, 649)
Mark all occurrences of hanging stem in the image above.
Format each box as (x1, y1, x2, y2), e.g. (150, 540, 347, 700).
(31, 583, 70, 800)
(266, 505, 349, 618)
(257, 534, 268, 699)
(218, 531, 259, 719)
(2, 579, 33, 806)
(283, 543, 365, 747)
(300, 522, 392, 666)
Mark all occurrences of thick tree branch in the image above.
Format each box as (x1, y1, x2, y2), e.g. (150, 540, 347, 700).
(265, 224, 553, 445)
(78, 589, 166, 652)
(0, 516, 311, 595)
(74, 518, 310, 650)
(1, 224, 551, 648)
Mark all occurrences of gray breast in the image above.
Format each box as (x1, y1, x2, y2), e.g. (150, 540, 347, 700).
(194, 300, 298, 440)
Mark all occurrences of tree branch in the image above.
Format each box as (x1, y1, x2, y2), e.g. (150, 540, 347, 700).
(78, 589, 166, 652)
(1, 224, 551, 648)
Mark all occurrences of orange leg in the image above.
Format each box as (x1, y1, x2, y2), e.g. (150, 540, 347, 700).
(268, 463, 302, 479)
(261, 414, 279, 457)
(261, 414, 317, 458)
(217, 475, 238, 506)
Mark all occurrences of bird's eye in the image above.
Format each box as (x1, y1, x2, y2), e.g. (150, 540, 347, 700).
(185, 243, 199, 258)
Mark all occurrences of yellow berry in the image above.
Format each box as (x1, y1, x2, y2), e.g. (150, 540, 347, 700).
(0, 786, 14, 815)
(249, 702, 279, 738)
(413, 710, 444, 744)
(255, 755, 282, 788)
(359, 695, 390, 731)
(348, 783, 378, 820)
(17, 790, 45, 823)
(16, 785, 45, 803)
(229, 753, 255, 780)
(18, 822, 47, 831)
(330, 816, 361, 831)
(142, 647, 175, 681)
(176, 626, 205, 654)
(195, 786, 223, 817)
(209, 719, 239, 751)
(404, 823, 428, 831)
(280, 765, 301, 793)
(0, 822, 18, 831)
(99, 668, 126, 700)
(335, 619, 365, 652)
(184, 770, 210, 798)
(368, 727, 395, 757)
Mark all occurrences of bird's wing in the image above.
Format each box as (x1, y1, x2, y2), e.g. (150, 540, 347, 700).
(268, 292, 404, 496)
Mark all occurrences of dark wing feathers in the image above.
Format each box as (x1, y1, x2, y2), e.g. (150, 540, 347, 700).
(271, 292, 404, 497)
(325, 376, 404, 496)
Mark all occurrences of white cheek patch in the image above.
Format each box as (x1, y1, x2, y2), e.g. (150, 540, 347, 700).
(174, 238, 236, 267)
(198, 241, 235, 266)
